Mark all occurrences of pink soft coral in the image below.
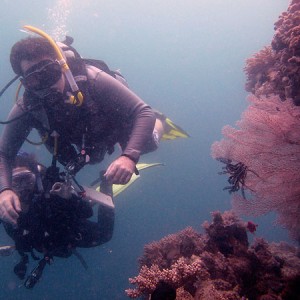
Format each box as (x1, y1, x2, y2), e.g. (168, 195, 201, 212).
(211, 94, 300, 241)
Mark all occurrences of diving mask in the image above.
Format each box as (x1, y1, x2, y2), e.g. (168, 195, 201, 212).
(21, 60, 62, 91)
(12, 167, 36, 203)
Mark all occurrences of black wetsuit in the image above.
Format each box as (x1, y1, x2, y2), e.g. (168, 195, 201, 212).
(0, 65, 156, 192)
(4, 190, 113, 257)
(3, 184, 114, 288)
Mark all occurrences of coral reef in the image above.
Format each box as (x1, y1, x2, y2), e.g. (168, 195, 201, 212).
(211, 94, 300, 241)
(244, 0, 300, 104)
(126, 211, 300, 299)
(212, 2, 300, 243)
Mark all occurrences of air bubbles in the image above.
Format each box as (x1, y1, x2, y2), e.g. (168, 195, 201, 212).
(47, 0, 72, 41)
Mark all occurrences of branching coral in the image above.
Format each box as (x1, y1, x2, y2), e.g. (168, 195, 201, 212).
(245, 0, 300, 104)
(126, 211, 300, 299)
(139, 227, 205, 269)
(126, 256, 206, 298)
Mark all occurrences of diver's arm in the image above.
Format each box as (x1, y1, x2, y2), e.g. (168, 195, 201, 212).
(88, 67, 156, 163)
(0, 102, 31, 225)
(88, 67, 156, 184)
(0, 102, 31, 191)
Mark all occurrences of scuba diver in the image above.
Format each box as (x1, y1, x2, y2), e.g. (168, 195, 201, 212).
(0, 25, 188, 227)
(0, 25, 189, 288)
(2, 151, 115, 289)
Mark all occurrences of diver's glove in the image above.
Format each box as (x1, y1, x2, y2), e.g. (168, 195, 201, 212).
(50, 182, 74, 199)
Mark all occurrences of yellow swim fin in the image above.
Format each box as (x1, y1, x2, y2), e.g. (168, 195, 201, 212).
(96, 162, 164, 197)
(161, 118, 190, 141)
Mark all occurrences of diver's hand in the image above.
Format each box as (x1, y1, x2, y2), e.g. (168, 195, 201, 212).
(0, 190, 21, 226)
(104, 156, 136, 184)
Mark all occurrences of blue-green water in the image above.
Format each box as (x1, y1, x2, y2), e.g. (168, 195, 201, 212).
(0, 1, 291, 299)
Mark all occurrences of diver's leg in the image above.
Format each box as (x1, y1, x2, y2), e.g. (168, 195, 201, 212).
(153, 118, 165, 142)
(142, 110, 167, 155)
(96, 204, 115, 244)
(14, 251, 29, 280)
(75, 205, 115, 248)
(75, 176, 115, 248)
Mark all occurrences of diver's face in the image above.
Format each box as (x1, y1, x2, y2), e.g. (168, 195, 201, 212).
(20, 57, 65, 95)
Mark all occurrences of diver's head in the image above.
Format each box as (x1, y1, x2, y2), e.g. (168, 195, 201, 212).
(12, 166, 36, 206)
(12, 152, 45, 208)
(10, 37, 65, 97)
(10, 37, 56, 76)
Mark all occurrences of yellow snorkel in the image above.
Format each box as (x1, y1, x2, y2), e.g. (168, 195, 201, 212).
(22, 25, 84, 106)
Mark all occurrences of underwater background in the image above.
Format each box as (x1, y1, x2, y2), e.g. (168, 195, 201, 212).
(0, 0, 291, 299)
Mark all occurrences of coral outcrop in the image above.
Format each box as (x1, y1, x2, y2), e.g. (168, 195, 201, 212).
(245, 0, 300, 104)
(126, 211, 300, 299)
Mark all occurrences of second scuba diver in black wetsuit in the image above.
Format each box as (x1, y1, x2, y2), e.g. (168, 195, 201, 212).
(4, 152, 115, 289)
